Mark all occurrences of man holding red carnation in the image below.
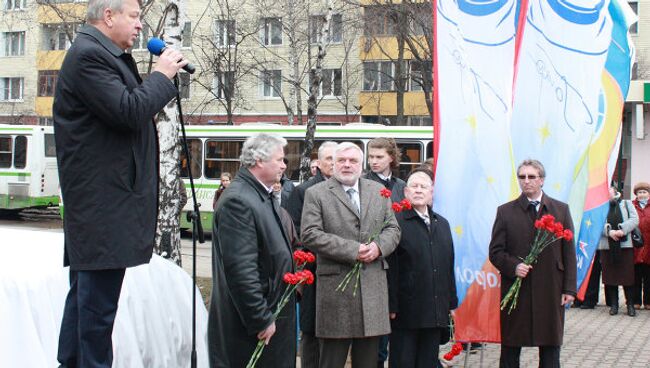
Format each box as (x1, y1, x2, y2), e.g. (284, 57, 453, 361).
(489, 159, 577, 368)
(301, 142, 400, 368)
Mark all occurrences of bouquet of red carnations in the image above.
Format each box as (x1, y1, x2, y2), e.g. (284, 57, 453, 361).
(336, 188, 411, 296)
(246, 250, 315, 368)
(500, 214, 573, 314)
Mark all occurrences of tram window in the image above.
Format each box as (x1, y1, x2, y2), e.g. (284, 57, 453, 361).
(180, 138, 202, 178)
(13, 136, 27, 169)
(0, 136, 11, 168)
(204, 140, 242, 179)
(396, 142, 422, 178)
(44, 134, 56, 157)
(426, 142, 433, 159)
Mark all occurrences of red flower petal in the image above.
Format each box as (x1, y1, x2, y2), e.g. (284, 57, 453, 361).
(392, 202, 402, 213)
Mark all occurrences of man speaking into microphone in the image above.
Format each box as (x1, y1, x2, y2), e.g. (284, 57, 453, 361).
(53, 0, 187, 366)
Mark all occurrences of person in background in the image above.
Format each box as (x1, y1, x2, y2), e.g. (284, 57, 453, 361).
(599, 185, 639, 317)
(286, 141, 338, 368)
(212, 172, 232, 210)
(53, 0, 186, 365)
(362, 137, 405, 367)
(310, 159, 319, 177)
(632, 182, 650, 310)
(387, 169, 457, 368)
(278, 158, 294, 209)
(489, 159, 576, 368)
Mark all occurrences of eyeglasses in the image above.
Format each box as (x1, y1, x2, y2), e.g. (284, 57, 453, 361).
(517, 175, 541, 180)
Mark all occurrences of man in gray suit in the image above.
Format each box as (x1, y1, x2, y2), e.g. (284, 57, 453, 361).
(301, 142, 400, 368)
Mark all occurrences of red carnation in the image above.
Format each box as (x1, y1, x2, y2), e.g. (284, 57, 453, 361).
(380, 188, 392, 198)
(562, 229, 573, 241)
(534, 219, 544, 229)
(443, 353, 454, 361)
(392, 202, 403, 213)
(400, 199, 412, 210)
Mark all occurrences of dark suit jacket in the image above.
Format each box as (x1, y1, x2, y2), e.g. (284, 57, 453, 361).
(208, 167, 296, 368)
(489, 193, 577, 346)
(364, 171, 406, 202)
(388, 208, 457, 329)
(53, 25, 176, 270)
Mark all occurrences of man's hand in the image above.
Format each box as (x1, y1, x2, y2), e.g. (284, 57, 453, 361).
(153, 48, 189, 80)
(389, 313, 396, 320)
(515, 263, 532, 278)
(257, 322, 276, 345)
(358, 241, 381, 263)
(561, 294, 575, 306)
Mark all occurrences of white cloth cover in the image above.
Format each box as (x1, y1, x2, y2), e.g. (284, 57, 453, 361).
(0, 228, 209, 367)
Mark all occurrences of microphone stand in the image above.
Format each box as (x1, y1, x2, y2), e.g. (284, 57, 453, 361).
(174, 75, 205, 368)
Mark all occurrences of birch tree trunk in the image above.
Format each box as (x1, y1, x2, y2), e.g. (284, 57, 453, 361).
(299, 0, 333, 182)
(153, 1, 186, 266)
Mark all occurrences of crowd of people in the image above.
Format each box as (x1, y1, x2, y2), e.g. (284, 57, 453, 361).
(49, 0, 648, 366)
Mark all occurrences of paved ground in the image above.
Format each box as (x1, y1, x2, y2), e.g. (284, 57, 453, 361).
(5, 218, 650, 367)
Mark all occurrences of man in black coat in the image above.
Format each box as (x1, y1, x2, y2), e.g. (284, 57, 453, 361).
(53, 0, 186, 366)
(208, 134, 296, 368)
(387, 169, 457, 368)
(285, 141, 337, 368)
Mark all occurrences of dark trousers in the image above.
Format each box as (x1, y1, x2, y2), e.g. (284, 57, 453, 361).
(319, 336, 379, 368)
(583, 251, 602, 306)
(58, 269, 126, 368)
(499, 345, 560, 368)
(633, 264, 650, 306)
(389, 328, 441, 368)
(605, 284, 635, 306)
(300, 332, 320, 368)
(377, 334, 389, 363)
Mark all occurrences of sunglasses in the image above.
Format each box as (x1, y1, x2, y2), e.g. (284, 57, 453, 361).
(517, 175, 540, 180)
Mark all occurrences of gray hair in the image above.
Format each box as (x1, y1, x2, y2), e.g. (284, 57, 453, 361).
(333, 142, 363, 161)
(239, 133, 287, 168)
(318, 141, 338, 160)
(86, 0, 125, 22)
(517, 159, 546, 178)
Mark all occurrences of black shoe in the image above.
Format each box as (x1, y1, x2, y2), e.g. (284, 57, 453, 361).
(627, 305, 637, 317)
(609, 305, 618, 315)
(580, 304, 595, 309)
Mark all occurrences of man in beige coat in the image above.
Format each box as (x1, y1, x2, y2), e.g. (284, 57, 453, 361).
(301, 142, 400, 368)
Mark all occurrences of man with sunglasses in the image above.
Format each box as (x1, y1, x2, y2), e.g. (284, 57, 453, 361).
(489, 159, 577, 368)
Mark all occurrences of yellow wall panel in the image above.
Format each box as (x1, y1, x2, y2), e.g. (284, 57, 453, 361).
(38, 4, 86, 23)
(37, 51, 66, 70)
(359, 91, 429, 116)
(35, 97, 54, 117)
(359, 36, 430, 61)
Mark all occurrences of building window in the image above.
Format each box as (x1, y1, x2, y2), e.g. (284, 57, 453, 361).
(1, 77, 23, 101)
(629, 1, 638, 34)
(310, 68, 342, 97)
(363, 61, 394, 91)
(133, 24, 150, 50)
(310, 14, 343, 43)
(215, 19, 236, 47)
(409, 60, 432, 91)
(410, 3, 432, 36)
(408, 116, 432, 126)
(363, 6, 396, 36)
(42, 24, 77, 51)
(40, 117, 54, 127)
(5, 0, 26, 10)
(38, 70, 58, 97)
(213, 71, 234, 99)
(3, 31, 25, 56)
(261, 70, 281, 97)
(179, 72, 190, 99)
(182, 22, 192, 48)
(261, 17, 282, 45)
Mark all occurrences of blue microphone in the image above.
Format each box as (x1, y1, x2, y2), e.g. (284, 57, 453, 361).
(147, 37, 195, 74)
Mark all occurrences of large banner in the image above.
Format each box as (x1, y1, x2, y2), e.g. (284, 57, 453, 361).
(433, 0, 637, 342)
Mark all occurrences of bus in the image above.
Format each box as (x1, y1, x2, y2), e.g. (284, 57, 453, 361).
(179, 123, 434, 230)
(0, 124, 59, 212)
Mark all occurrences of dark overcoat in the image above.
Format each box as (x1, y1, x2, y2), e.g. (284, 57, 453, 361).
(301, 177, 400, 338)
(387, 208, 458, 329)
(53, 25, 176, 270)
(489, 193, 577, 346)
(208, 167, 296, 368)
(285, 170, 325, 334)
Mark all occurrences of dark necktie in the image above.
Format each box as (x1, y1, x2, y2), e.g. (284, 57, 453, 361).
(528, 200, 540, 221)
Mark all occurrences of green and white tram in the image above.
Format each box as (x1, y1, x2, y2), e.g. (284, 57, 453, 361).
(0, 124, 59, 211)
(179, 123, 434, 230)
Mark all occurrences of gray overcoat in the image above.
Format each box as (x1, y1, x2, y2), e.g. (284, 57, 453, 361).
(301, 177, 400, 338)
